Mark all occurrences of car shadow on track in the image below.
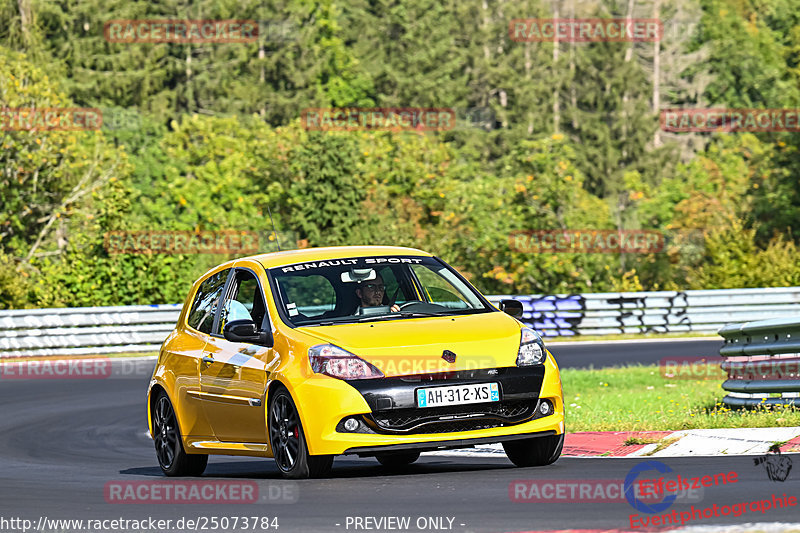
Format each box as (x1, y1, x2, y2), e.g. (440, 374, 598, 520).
(120, 456, 516, 480)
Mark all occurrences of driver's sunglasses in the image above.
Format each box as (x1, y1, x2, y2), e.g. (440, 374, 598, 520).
(363, 283, 385, 291)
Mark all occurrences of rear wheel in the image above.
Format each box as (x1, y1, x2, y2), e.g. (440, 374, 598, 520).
(503, 433, 563, 467)
(375, 451, 420, 468)
(152, 391, 208, 476)
(269, 387, 333, 479)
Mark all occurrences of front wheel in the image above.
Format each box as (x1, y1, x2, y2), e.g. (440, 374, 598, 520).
(152, 391, 208, 476)
(503, 433, 563, 467)
(269, 387, 333, 479)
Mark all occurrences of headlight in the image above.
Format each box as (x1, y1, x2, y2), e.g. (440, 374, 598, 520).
(308, 344, 384, 379)
(516, 327, 546, 366)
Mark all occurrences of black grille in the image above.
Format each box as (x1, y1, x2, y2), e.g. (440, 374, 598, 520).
(413, 420, 505, 434)
(368, 399, 535, 434)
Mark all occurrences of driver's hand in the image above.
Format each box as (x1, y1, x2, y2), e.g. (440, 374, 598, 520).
(390, 304, 400, 312)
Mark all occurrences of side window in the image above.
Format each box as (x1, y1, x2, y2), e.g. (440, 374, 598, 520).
(216, 270, 268, 334)
(186, 269, 230, 334)
(277, 274, 336, 318)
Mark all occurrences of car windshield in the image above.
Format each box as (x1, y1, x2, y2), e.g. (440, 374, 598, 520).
(268, 255, 492, 326)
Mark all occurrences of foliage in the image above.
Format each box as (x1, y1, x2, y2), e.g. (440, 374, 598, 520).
(2, 0, 800, 308)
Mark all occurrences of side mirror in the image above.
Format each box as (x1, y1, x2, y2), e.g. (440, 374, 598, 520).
(499, 299, 524, 319)
(224, 319, 274, 347)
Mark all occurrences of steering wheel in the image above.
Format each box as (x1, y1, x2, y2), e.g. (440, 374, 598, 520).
(397, 301, 421, 310)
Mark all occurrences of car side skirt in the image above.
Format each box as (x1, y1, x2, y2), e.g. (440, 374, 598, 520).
(186, 439, 272, 457)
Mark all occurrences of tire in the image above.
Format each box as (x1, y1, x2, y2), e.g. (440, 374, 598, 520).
(503, 433, 564, 467)
(375, 451, 421, 468)
(152, 391, 208, 477)
(269, 387, 333, 479)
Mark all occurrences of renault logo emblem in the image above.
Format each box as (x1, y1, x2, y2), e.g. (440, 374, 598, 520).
(442, 350, 457, 363)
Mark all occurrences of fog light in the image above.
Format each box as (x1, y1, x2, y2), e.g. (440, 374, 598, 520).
(344, 418, 359, 431)
(539, 400, 552, 416)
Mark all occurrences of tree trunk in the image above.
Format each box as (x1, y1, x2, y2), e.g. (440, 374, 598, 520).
(17, 0, 31, 46)
(621, 0, 636, 161)
(653, 0, 662, 147)
(552, 2, 560, 133)
(569, 0, 577, 130)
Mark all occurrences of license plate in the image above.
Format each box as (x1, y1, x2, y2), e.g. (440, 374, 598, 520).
(416, 382, 500, 408)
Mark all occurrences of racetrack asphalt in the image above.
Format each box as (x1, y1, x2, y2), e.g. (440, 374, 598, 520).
(1, 345, 796, 533)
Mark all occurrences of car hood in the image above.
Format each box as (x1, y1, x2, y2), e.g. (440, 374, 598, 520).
(297, 311, 522, 377)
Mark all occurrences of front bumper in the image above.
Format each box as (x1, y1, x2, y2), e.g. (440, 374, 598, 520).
(344, 430, 558, 456)
(292, 362, 564, 456)
(344, 366, 546, 435)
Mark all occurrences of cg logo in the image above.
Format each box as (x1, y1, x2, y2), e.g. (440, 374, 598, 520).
(624, 460, 677, 514)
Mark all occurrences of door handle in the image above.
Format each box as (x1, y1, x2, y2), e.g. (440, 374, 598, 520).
(202, 354, 215, 364)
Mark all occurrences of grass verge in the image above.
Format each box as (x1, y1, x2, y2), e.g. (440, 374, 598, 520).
(561, 364, 800, 432)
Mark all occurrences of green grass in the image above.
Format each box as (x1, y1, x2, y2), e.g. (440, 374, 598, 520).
(642, 437, 681, 455)
(561, 364, 800, 432)
(623, 436, 660, 445)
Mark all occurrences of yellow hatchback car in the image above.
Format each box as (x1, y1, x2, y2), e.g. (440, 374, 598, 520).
(148, 246, 564, 478)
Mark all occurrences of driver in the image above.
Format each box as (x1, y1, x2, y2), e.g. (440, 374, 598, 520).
(356, 274, 400, 312)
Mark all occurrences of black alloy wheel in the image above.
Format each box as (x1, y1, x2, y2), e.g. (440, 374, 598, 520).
(152, 391, 208, 476)
(268, 387, 333, 479)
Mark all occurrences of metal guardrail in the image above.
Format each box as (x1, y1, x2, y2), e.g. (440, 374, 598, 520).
(0, 304, 181, 357)
(718, 317, 800, 407)
(3, 287, 800, 357)
(488, 287, 800, 337)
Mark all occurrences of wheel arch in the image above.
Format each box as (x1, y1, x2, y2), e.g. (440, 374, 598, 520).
(265, 376, 322, 456)
(147, 383, 168, 436)
(147, 382, 193, 452)
(264, 377, 290, 455)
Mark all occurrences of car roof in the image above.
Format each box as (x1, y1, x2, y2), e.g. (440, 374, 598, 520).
(245, 245, 433, 269)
